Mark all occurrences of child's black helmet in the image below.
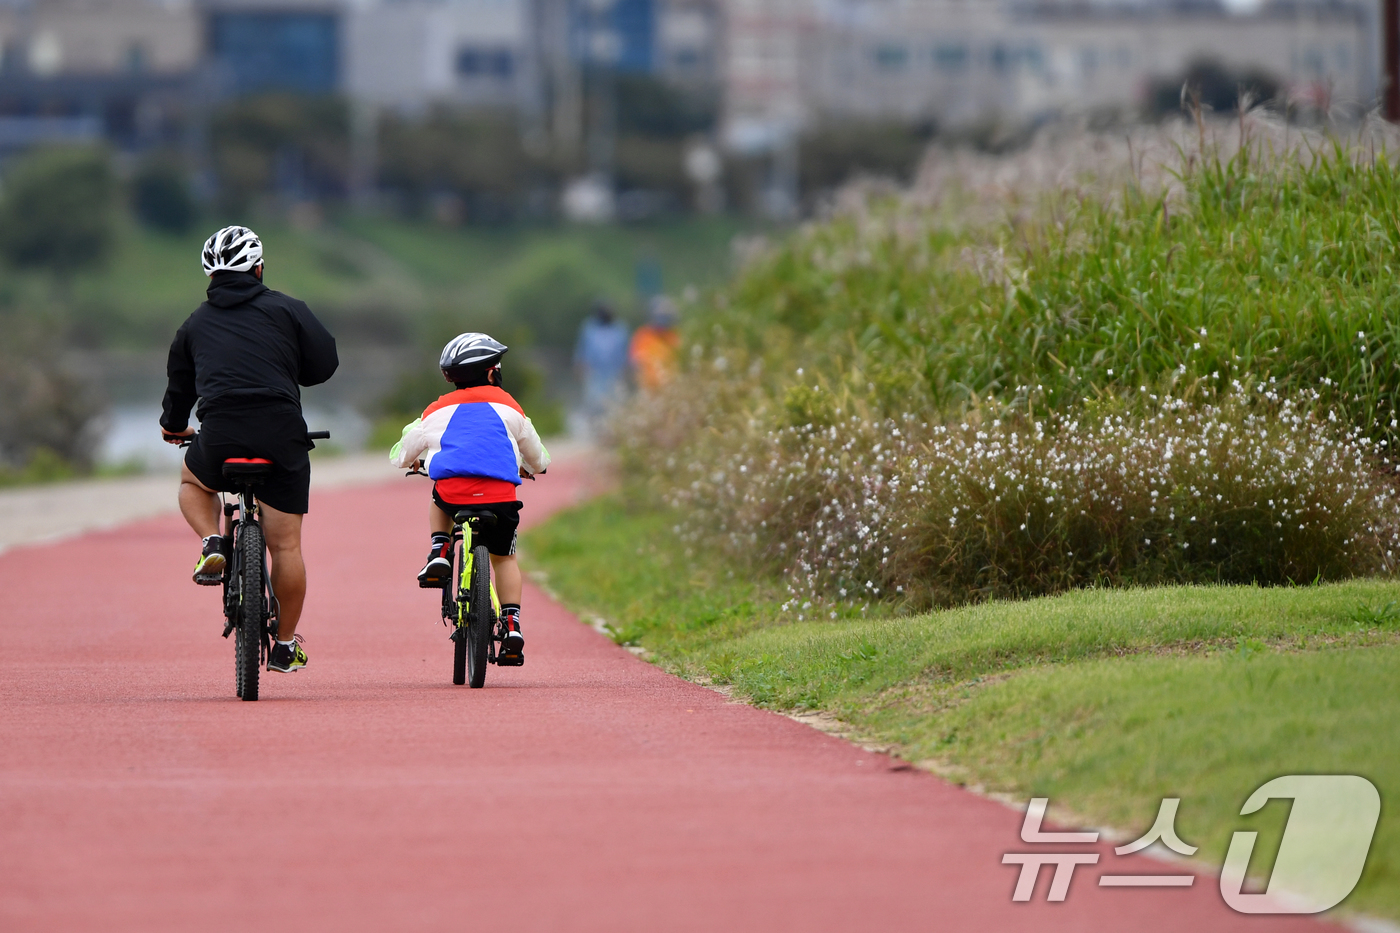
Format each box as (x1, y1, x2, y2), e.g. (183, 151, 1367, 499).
(440, 333, 508, 382)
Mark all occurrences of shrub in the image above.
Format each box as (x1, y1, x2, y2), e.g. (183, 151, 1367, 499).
(0, 313, 100, 472)
(0, 146, 116, 276)
(630, 374, 1400, 613)
(132, 155, 198, 234)
(501, 244, 618, 347)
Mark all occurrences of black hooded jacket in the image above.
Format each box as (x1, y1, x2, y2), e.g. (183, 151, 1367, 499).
(160, 272, 339, 432)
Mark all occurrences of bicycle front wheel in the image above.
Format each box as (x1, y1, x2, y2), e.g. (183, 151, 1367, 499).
(236, 522, 265, 701)
(467, 543, 492, 688)
(451, 540, 467, 686)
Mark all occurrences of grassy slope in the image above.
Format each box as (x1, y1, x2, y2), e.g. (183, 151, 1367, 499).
(60, 216, 748, 347)
(523, 496, 1400, 919)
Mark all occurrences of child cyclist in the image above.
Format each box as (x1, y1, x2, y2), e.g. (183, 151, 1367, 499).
(390, 333, 550, 659)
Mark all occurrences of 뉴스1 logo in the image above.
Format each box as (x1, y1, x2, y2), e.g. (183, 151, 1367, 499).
(1002, 774, 1381, 914)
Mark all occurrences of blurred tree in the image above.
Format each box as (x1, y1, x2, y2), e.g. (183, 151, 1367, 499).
(378, 107, 537, 222)
(799, 120, 932, 200)
(132, 153, 198, 234)
(615, 75, 717, 138)
(615, 135, 687, 199)
(1148, 59, 1281, 119)
(0, 311, 101, 472)
(209, 94, 350, 210)
(502, 244, 616, 347)
(0, 146, 116, 277)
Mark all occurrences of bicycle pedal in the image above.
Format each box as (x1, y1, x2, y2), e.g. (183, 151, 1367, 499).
(194, 573, 223, 587)
(496, 651, 525, 667)
(419, 577, 448, 590)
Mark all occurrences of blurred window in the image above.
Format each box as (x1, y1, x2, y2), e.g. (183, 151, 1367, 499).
(990, 43, 1009, 73)
(456, 46, 514, 79)
(126, 42, 146, 74)
(1116, 45, 1132, 69)
(1334, 43, 1350, 71)
(1021, 45, 1044, 74)
(873, 44, 908, 71)
(1079, 46, 1098, 76)
(933, 44, 969, 72)
(209, 13, 338, 94)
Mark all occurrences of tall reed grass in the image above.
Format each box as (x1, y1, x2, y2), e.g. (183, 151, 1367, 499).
(703, 121, 1400, 440)
(624, 121, 1400, 609)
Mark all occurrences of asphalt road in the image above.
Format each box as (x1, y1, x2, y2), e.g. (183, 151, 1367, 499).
(0, 454, 1326, 931)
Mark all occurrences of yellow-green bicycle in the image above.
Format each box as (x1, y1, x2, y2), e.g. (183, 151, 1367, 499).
(439, 508, 518, 687)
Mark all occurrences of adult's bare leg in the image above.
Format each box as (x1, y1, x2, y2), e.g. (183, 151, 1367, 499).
(259, 503, 306, 640)
(179, 463, 220, 539)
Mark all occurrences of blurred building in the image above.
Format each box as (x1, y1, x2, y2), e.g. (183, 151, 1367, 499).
(724, 0, 1378, 145)
(0, 0, 197, 152)
(205, 0, 339, 96)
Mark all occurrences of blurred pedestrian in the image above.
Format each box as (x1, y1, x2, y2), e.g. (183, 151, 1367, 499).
(574, 300, 631, 426)
(629, 295, 680, 392)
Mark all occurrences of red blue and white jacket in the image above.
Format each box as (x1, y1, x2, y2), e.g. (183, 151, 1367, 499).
(390, 386, 550, 504)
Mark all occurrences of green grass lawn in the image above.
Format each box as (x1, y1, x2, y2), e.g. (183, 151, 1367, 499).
(524, 495, 1400, 920)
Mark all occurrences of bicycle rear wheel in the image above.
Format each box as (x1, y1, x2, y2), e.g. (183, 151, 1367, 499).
(451, 540, 467, 686)
(467, 543, 492, 688)
(236, 522, 265, 701)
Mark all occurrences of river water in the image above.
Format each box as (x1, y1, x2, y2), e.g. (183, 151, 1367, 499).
(77, 348, 415, 470)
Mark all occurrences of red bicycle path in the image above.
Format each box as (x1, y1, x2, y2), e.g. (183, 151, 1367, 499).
(0, 455, 1328, 932)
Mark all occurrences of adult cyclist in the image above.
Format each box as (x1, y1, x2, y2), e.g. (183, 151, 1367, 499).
(159, 226, 339, 674)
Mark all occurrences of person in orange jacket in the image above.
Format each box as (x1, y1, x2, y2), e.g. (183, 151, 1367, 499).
(629, 296, 681, 392)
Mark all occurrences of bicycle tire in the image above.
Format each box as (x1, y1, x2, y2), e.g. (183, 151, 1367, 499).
(236, 522, 264, 702)
(467, 543, 491, 688)
(451, 539, 467, 686)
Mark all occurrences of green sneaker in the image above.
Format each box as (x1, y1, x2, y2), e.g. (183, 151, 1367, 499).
(267, 636, 308, 672)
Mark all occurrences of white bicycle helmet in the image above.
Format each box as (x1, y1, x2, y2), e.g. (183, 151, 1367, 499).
(440, 332, 508, 382)
(201, 225, 264, 276)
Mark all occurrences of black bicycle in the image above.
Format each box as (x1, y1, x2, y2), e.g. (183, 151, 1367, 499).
(167, 429, 329, 700)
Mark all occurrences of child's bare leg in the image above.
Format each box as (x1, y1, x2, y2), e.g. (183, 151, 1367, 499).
(429, 502, 452, 535)
(489, 554, 522, 605)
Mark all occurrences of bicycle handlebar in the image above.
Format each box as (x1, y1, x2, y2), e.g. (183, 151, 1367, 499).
(163, 429, 330, 449)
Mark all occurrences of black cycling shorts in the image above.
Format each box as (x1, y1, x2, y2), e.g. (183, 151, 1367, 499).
(432, 491, 522, 557)
(184, 403, 313, 515)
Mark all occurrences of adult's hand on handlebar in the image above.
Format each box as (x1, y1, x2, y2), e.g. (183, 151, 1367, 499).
(162, 427, 195, 445)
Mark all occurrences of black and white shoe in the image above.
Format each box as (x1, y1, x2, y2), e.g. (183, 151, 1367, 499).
(192, 535, 226, 585)
(417, 540, 452, 587)
(500, 612, 524, 654)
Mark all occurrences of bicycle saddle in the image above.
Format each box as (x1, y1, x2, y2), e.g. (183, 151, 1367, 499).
(453, 509, 499, 527)
(222, 458, 273, 482)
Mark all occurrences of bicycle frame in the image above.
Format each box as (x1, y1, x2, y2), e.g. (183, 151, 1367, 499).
(221, 486, 278, 663)
(451, 519, 500, 623)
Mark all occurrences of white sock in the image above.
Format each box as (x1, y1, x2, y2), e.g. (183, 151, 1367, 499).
(277, 639, 295, 648)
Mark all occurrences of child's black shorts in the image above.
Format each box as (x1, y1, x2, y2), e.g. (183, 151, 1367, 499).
(433, 491, 522, 557)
